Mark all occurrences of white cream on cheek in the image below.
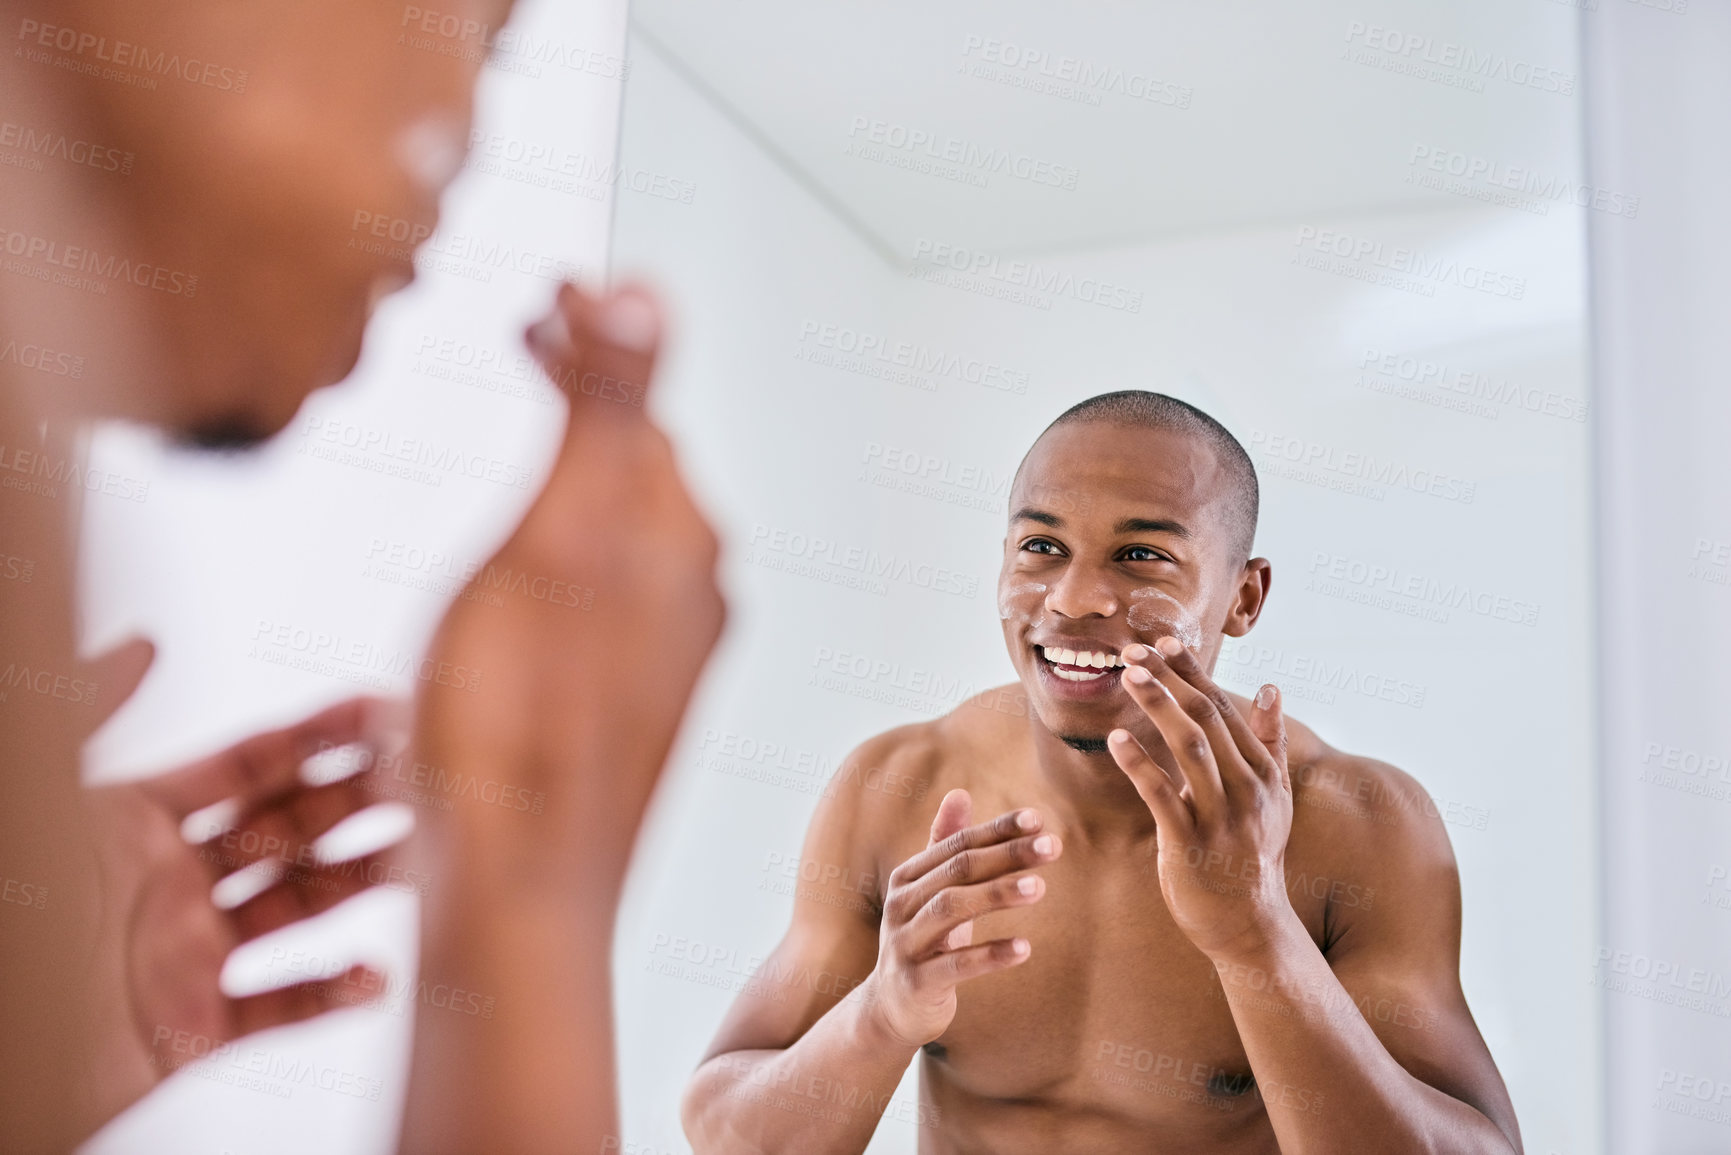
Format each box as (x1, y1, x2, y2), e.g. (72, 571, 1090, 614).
(1127, 587, 1204, 652)
(998, 579, 1048, 626)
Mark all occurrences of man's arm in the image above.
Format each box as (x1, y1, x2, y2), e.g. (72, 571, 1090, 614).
(681, 733, 912, 1155)
(0, 409, 111, 1153)
(398, 283, 726, 1155)
(1212, 773, 1521, 1154)
(682, 737, 1060, 1155)
(1111, 637, 1520, 1155)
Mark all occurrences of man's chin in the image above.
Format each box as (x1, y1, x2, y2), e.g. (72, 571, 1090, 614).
(1024, 684, 1129, 755)
(171, 344, 354, 451)
(172, 413, 277, 451)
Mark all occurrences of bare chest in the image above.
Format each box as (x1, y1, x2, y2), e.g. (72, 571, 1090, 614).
(923, 851, 1268, 1125)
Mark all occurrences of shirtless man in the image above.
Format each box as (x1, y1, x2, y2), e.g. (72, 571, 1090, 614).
(0, 2, 721, 1151)
(683, 391, 1522, 1153)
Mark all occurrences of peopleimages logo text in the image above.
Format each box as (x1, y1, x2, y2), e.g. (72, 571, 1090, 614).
(1293, 227, 1525, 300)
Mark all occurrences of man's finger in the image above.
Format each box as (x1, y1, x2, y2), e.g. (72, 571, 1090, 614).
(910, 936, 1031, 989)
(889, 807, 1043, 892)
(140, 697, 397, 819)
(228, 853, 410, 943)
(893, 831, 1061, 931)
(1119, 657, 1226, 823)
(1249, 684, 1289, 790)
(82, 636, 156, 730)
(928, 788, 972, 847)
(1108, 728, 1196, 838)
(904, 870, 1046, 958)
(224, 964, 387, 1039)
(197, 777, 384, 879)
(526, 282, 661, 425)
(922, 789, 978, 946)
(1152, 638, 1282, 788)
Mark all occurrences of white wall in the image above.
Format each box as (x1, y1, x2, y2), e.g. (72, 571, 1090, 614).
(66, 3, 1664, 1152)
(1583, 2, 1731, 1152)
(610, 26, 1600, 1155)
(77, 1, 629, 1151)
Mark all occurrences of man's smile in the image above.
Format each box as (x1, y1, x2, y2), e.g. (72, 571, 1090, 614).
(1033, 643, 1130, 695)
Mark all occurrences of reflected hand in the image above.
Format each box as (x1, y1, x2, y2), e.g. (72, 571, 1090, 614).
(864, 789, 1060, 1048)
(1109, 637, 1295, 961)
(84, 693, 405, 1123)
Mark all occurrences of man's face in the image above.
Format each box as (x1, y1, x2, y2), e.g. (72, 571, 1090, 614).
(997, 420, 1259, 751)
(8, 0, 511, 441)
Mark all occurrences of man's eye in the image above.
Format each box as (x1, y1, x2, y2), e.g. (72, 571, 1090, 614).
(1122, 546, 1168, 563)
(1023, 539, 1061, 555)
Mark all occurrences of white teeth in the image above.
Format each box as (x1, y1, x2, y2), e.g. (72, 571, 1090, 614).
(1052, 666, 1105, 682)
(1040, 646, 1124, 672)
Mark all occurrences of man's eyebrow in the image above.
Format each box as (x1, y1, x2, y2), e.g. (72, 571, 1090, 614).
(1114, 517, 1191, 538)
(1010, 507, 1062, 528)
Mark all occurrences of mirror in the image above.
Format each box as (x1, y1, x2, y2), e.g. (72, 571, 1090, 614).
(610, 3, 1593, 1152)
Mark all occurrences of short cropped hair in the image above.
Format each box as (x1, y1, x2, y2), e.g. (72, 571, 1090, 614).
(1024, 390, 1259, 561)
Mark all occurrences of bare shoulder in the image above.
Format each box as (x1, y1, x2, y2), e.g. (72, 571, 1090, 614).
(808, 687, 1029, 888)
(1276, 720, 1517, 1145)
(834, 682, 1028, 805)
(1280, 711, 1461, 907)
(827, 716, 951, 825)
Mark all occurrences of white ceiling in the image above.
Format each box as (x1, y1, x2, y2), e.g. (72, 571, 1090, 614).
(629, 0, 1585, 259)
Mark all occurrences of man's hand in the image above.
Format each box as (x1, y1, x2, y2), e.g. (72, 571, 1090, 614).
(400, 282, 725, 1155)
(1108, 637, 1296, 961)
(410, 281, 724, 888)
(83, 695, 406, 1125)
(862, 789, 1061, 1047)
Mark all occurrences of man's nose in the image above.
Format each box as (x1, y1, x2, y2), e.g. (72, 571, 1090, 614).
(1045, 565, 1120, 619)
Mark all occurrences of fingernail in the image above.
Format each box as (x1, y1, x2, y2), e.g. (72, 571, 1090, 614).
(1256, 684, 1277, 710)
(1032, 834, 1055, 855)
(598, 290, 659, 352)
(1155, 636, 1182, 658)
(1011, 938, 1030, 956)
(1125, 665, 1152, 684)
(1017, 876, 1038, 895)
(300, 742, 370, 786)
(1122, 643, 1147, 661)
(525, 308, 574, 357)
(178, 797, 242, 844)
(1016, 809, 1039, 830)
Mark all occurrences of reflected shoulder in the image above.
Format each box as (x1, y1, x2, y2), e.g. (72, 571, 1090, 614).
(945, 681, 1034, 743)
(1282, 716, 1460, 888)
(824, 718, 954, 831)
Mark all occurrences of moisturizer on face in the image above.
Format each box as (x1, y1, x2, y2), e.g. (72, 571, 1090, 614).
(1127, 587, 1203, 652)
(998, 579, 1049, 627)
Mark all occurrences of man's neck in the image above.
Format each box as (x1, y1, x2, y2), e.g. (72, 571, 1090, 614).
(1025, 720, 1164, 850)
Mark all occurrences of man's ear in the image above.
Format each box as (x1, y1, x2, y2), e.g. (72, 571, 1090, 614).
(1221, 558, 1272, 638)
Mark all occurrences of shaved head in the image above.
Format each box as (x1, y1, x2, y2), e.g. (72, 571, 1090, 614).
(1017, 391, 1259, 563)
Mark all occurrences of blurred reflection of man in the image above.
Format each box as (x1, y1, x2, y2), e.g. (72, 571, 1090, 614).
(0, 3, 722, 1152)
(684, 392, 1521, 1154)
